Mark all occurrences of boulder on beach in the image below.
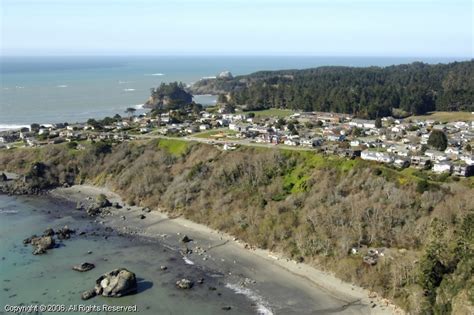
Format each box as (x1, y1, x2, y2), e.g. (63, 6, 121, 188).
(112, 202, 122, 209)
(73, 262, 95, 272)
(96, 194, 112, 208)
(93, 268, 137, 298)
(86, 205, 101, 216)
(0, 172, 8, 182)
(181, 235, 192, 243)
(176, 278, 193, 289)
(139, 214, 146, 219)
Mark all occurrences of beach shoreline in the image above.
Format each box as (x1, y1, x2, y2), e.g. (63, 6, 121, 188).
(49, 184, 403, 315)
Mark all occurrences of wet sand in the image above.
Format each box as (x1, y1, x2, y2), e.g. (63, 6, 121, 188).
(51, 185, 403, 315)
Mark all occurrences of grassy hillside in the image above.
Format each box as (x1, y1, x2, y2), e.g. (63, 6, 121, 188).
(0, 140, 472, 314)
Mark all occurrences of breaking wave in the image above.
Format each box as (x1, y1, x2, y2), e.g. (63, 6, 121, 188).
(225, 283, 273, 315)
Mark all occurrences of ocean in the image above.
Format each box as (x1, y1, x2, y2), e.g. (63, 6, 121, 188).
(0, 194, 257, 315)
(0, 55, 465, 129)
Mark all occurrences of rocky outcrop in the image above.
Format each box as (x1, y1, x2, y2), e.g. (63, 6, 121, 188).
(89, 268, 138, 298)
(176, 278, 193, 289)
(73, 262, 95, 272)
(56, 226, 75, 240)
(23, 226, 75, 255)
(30, 236, 55, 255)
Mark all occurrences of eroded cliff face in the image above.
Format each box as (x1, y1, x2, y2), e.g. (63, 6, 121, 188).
(0, 140, 472, 314)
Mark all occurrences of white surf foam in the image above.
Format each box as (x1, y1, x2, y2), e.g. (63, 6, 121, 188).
(123, 88, 136, 92)
(0, 210, 19, 214)
(225, 283, 273, 315)
(134, 104, 144, 109)
(145, 73, 165, 76)
(201, 76, 216, 79)
(56, 85, 68, 88)
(0, 124, 30, 131)
(183, 257, 195, 265)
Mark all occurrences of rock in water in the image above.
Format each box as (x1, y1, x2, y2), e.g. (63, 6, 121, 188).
(73, 262, 95, 272)
(42, 228, 55, 237)
(56, 226, 75, 240)
(30, 236, 55, 254)
(94, 268, 137, 297)
(176, 278, 193, 289)
(81, 289, 96, 300)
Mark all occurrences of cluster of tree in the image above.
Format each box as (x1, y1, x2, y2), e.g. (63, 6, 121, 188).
(194, 61, 473, 118)
(86, 114, 122, 130)
(145, 82, 193, 110)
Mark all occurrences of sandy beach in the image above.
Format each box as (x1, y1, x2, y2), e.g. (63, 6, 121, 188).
(50, 185, 403, 315)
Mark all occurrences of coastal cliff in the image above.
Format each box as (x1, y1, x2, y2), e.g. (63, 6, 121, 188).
(0, 140, 473, 314)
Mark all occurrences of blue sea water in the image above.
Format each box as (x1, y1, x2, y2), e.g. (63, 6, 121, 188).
(0, 55, 465, 128)
(0, 194, 256, 315)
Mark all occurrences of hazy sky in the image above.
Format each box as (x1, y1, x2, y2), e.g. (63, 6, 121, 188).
(1, 0, 472, 57)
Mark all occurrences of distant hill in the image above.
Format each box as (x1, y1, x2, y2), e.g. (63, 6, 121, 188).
(190, 60, 474, 119)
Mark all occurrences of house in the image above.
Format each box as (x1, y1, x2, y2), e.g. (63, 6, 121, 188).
(339, 148, 362, 159)
(433, 162, 452, 174)
(452, 163, 474, 177)
(199, 124, 210, 131)
(223, 143, 238, 151)
(411, 156, 431, 169)
(394, 158, 409, 168)
(425, 150, 449, 162)
(349, 119, 376, 129)
(284, 138, 300, 146)
(459, 155, 474, 165)
(361, 150, 393, 164)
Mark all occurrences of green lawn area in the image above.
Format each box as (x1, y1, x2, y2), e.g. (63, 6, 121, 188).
(157, 139, 189, 156)
(410, 111, 474, 122)
(245, 108, 295, 118)
(193, 129, 238, 139)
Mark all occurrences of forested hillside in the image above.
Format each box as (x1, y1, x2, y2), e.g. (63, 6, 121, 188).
(0, 140, 473, 314)
(191, 61, 474, 118)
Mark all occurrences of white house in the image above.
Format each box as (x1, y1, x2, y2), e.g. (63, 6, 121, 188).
(433, 162, 452, 174)
(361, 150, 393, 164)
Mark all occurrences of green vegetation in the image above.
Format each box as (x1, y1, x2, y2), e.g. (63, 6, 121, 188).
(0, 141, 472, 314)
(157, 138, 190, 156)
(428, 130, 448, 151)
(146, 82, 193, 110)
(192, 61, 474, 118)
(411, 111, 474, 122)
(244, 108, 294, 118)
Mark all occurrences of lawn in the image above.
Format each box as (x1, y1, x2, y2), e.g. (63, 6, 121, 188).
(410, 111, 474, 122)
(245, 108, 295, 118)
(193, 129, 238, 139)
(157, 139, 189, 156)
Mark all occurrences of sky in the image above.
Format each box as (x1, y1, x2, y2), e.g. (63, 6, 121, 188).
(1, 0, 472, 57)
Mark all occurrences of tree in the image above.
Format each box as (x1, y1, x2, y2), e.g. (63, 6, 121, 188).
(125, 107, 137, 120)
(465, 144, 472, 153)
(427, 130, 448, 151)
(375, 117, 382, 128)
(30, 123, 40, 132)
(217, 94, 228, 103)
